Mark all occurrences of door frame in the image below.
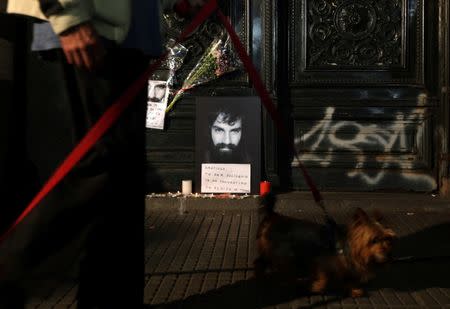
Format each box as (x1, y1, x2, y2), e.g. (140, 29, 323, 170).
(438, 0, 450, 196)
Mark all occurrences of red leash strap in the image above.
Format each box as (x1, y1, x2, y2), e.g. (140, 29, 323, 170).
(1, 1, 325, 245)
(216, 10, 324, 205)
(0, 0, 219, 245)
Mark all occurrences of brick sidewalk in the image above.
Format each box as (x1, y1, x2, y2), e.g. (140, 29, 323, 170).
(26, 192, 450, 308)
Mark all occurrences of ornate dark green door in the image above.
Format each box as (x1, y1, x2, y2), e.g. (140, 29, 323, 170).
(284, 0, 443, 191)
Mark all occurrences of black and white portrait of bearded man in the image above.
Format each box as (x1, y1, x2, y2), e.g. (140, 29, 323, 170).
(205, 104, 251, 163)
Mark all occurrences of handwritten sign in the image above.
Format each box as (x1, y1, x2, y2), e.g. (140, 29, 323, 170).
(201, 164, 251, 193)
(146, 101, 167, 129)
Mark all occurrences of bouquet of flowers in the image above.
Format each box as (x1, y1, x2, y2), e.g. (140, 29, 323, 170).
(165, 32, 241, 113)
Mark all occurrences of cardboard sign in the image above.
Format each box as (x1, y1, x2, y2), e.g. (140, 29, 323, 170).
(201, 163, 251, 193)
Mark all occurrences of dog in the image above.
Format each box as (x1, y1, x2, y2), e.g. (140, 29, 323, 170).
(254, 193, 396, 297)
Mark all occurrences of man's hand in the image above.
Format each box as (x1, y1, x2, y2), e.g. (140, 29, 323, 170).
(59, 23, 105, 71)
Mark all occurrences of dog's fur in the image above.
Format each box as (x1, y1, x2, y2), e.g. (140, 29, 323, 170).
(254, 193, 396, 297)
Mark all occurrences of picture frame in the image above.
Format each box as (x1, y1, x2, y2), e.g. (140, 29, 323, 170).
(195, 96, 261, 194)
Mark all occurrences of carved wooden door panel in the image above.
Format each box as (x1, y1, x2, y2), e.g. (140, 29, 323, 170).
(285, 0, 439, 191)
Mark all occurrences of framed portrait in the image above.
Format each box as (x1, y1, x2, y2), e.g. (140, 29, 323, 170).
(195, 97, 261, 194)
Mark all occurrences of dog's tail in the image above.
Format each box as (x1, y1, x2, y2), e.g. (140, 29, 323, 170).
(259, 191, 277, 215)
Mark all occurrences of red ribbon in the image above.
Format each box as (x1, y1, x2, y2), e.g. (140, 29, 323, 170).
(0, 0, 219, 244)
(216, 10, 323, 204)
(0, 0, 324, 245)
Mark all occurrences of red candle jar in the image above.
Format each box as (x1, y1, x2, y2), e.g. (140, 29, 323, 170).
(259, 181, 271, 196)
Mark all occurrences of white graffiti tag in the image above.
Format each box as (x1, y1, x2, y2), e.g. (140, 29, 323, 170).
(294, 107, 436, 189)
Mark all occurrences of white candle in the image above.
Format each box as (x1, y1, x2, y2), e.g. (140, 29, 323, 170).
(182, 180, 192, 195)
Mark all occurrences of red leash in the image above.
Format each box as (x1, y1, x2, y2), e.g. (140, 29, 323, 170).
(0, 0, 219, 245)
(216, 10, 325, 208)
(0, 0, 327, 245)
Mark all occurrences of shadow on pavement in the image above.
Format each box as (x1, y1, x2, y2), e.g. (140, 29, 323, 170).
(145, 274, 341, 309)
(370, 222, 450, 291)
(146, 222, 450, 308)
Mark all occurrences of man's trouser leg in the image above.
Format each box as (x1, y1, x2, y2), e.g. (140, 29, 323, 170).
(0, 47, 147, 308)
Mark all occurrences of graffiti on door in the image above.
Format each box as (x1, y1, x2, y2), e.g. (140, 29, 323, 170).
(294, 106, 436, 190)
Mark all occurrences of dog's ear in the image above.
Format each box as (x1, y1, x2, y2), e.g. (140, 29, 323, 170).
(372, 209, 384, 222)
(353, 207, 369, 223)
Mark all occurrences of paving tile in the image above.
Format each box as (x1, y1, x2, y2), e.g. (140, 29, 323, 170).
(151, 274, 177, 305)
(154, 214, 197, 273)
(144, 275, 163, 303)
(53, 305, 73, 309)
(231, 270, 246, 284)
(289, 297, 310, 308)
(274, 303, 292, 309)
(184, 273, 205, 298)
(35, 281, 77, 309)
(216, 271, 232, 288)
(340, 295, 357, 305)
(427, 287, 450, 305)
(196, 215, 224, 270)
(394, 290, 420, 306)
(182, 216, 214, 271)
(367, 290, 388, 306)
(379, 288, 404, 306)
(167, 274, 190, 302)
(167, 216, 204, 273)
(146, 212, 185, 273)
(354, 295, 372, 306)
(201, 272, 218, 293)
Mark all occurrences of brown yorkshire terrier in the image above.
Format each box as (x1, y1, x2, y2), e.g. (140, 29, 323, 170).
(254, 193, 396, 297)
